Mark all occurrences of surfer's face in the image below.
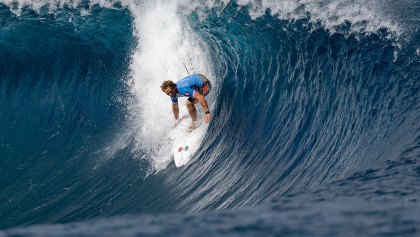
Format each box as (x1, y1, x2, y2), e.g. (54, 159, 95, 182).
(164, 87, 176, 97)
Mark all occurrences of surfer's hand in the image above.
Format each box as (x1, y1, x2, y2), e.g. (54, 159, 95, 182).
(204, 113, 211, 123)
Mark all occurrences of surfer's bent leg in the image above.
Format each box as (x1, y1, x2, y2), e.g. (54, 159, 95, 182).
(186, 98, 197, 122)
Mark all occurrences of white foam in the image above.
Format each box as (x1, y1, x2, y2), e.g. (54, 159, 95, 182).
(126, 0, 215, 170)
(0, 0, 401, 36)
(1, 0, 80, 15)
(224, 0, 400, 36)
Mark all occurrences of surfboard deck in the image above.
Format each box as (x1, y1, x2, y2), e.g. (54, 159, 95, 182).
(173, 142, 192, 167)
(171, 116, 200, 167)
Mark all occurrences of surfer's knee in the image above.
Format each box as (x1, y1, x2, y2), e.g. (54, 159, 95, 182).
(186, 99, 195, 109)
(187, 103, 196, 111)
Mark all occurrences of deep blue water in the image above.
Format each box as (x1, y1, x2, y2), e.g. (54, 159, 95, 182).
(0, 0, 419, 236)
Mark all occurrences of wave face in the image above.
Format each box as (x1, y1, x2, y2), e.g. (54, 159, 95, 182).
(0, 0, 419, 235)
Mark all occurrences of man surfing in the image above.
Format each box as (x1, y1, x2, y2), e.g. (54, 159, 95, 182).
(160, 73, 212, 131)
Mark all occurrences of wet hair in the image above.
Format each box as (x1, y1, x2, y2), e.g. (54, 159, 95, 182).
(160, 80, 176, 91)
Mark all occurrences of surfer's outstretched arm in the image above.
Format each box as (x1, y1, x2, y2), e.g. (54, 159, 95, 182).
(172, 104, 179, 120)
(193, 92, 211, 123)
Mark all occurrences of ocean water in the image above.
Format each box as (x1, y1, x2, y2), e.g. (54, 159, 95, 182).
(0, 0, 419, 236)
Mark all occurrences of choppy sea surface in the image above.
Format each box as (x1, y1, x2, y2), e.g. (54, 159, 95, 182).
(0, 0, 419, 236)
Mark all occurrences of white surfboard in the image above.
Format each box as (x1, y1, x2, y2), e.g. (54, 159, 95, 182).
(171, 115, 204, 167)
(173, 137, 194, 167)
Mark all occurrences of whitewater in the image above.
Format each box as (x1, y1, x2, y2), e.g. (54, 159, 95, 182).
(0, 0, 419, 236)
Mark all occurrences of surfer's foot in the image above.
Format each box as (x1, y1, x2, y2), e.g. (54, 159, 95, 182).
(173, 119, 180, 128)
(187, 122, 198, 133)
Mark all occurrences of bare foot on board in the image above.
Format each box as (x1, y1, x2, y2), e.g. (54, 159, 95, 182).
(187, 122, 199, 133)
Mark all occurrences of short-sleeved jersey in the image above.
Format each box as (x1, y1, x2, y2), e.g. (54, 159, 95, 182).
(170, 74, 204, 104)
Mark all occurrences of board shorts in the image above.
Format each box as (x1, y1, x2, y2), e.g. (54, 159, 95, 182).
(187, 79, 212, 102)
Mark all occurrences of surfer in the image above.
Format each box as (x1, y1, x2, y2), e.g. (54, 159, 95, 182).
(161, 73, 212, 131)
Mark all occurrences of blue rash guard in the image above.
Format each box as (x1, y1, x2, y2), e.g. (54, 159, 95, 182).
(170, 74, 204, 104)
